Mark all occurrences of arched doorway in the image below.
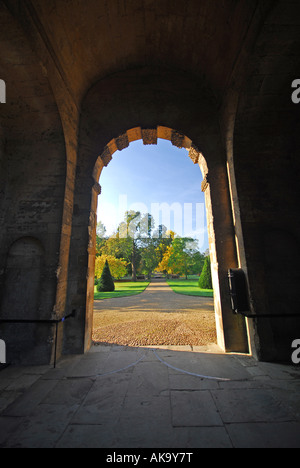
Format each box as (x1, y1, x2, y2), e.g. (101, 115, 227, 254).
(63, 67, 249, 359)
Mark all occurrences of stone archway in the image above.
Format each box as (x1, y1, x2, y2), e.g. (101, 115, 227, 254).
(1, 1, 300, 368)
(91, 127, 228, 351)
(93, 127, 249, 352)
(62, 67, 249, 360)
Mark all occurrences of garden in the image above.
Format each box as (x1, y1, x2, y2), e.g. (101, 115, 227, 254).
(93, 233, 216, 347)
(94, 211, 213, 300)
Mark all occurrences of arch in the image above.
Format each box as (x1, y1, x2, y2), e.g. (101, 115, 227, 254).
(93, 127, 248, 352)
(63, 67, 249, 358)
(93, 126, 198, 180)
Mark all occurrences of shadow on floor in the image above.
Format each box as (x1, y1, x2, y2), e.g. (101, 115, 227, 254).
(1, 344, 300, 448)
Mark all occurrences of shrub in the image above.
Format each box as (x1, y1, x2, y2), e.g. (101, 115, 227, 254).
(97, 260, 115, 292)
(198, 256, 212, 289)
(95, 254, 128, 280)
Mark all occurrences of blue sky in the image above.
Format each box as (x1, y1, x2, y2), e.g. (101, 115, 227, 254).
(97, 139, 209, 252)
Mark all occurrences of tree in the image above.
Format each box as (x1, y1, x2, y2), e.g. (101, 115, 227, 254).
(158, 245, 174, 276)
(96, 221, 108, 257)
(139, 241, 159, 279)
(95, 255, 128, 280)
(190, 251, 205, 275)
(158, 236, 199, 279)
(138, 223, 169, 278)
(97, 260, 115, 292)
(154, 228, 174, 264)
(198, 256, 212, 289)
(118, 210, 155, 281)
(95, 213, 205, 282)
(96, 221, 107, 238)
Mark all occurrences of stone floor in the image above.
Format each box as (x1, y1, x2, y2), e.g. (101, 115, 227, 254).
(0, 343, 300, 448)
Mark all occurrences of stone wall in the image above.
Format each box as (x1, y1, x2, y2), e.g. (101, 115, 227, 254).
(1, 0, 300, 364)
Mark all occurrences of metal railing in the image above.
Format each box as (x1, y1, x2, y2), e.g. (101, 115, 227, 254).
(0, 310, 76, 368)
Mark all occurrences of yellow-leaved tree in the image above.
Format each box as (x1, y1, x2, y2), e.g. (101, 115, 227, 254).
(158, 237, 198, 278)
(95, 255, 128, 280)
(158, 245, 175, 275)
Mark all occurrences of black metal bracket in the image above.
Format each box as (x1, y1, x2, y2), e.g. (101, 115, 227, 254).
(228, 268, 300, 320)
(236, 311, 300, 319)
(0, 310, 76, 325)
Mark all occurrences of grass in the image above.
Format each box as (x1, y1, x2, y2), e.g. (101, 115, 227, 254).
(167, 277, 214, 298)
(94, 281, 150, 300)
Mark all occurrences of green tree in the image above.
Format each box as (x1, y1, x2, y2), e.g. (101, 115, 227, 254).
(154, 227, 174, 264)
(198, 256, 212, 289)
(97, 260, 115, 292)
(138, 222, 169, 279)
(95, 255, 128, 280)
(139, 240, 159, 279)
(190, 251, 205, 275)
(96, 221, 107, 238)
(96, 221, 108, 257)
(160, 237, 198, 279)
(118, 211, 155, 281)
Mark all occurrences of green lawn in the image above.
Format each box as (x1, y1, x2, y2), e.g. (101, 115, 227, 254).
(94, 281, 150, 300)
(167, 278, 214, 298)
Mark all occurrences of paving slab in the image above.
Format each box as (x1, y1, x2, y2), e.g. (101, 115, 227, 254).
(226, 422, 300, 449)
(41, 378, 94, 407)
(0, 416, 24, 446)
(171, 390, 223, 427)
(155, 349, 253, 381)
(211, 388, 295, 424)
(71, 373, 131, 425)
(1, 344, 300, 448)
(1, 404, 79, 448)
(56, 423, 119, 449)
(173, 426, 233, 449)
(116, 395, 174, 448)
(169, 373, 219, 391)
(3, 378, 59, 417)
(127, 360, 169, 397)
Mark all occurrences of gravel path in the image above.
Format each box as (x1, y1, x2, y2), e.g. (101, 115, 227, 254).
(93, 279, 217, 347)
